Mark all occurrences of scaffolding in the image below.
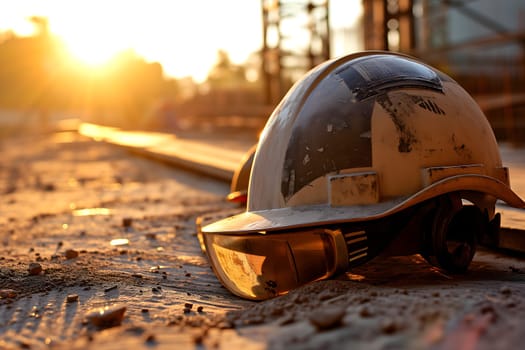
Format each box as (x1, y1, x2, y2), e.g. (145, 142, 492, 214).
(261, 0, 331, 105)
(260, 0, 525, 143)
(362, 0, 415, 51)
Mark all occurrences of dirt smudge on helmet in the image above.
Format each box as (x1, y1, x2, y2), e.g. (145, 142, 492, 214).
(451, 133, 473, 160)
(377, 92, 418, 153)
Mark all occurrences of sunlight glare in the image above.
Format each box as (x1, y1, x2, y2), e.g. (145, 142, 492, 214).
(65, 36, 120, 67)
(44, 0, 264, 82)
(0, 0, 363, 81)
(50, 1, 133, 68)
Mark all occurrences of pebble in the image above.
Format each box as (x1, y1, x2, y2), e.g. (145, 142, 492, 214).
(43, 183, 55, 191)
(145, 334, 156, 344)
(66, 294, 79, 303)
(110, 238, 129, 246)
(0, 289, 17, 298)
(65, 249, 79, 259)
(85, 305, 127, 329)
(308, 306, 346, 330)
(122, 217, 133, 227)
(183, 303, 193, 314)
(359, 306, 373, 318)
(104, 285, 118, 293)
(193, 331, 205, 345)
(28, 262, 42, 275)
(500, 286, 512, 295)
(381, 318, 400, 334)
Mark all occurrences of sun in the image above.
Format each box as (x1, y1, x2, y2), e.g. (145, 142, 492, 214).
(48, 2, 133, 68)
(61, 33, 122, 67)
(33, 0, 265, 81)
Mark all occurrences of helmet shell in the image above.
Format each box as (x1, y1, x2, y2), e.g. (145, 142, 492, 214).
(203, 52, 524, 234)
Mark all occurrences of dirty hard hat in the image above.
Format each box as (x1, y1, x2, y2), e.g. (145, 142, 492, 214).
(201, 51, 525, 300)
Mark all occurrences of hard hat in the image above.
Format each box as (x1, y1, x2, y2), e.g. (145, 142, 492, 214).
(201, 51, 525, 300)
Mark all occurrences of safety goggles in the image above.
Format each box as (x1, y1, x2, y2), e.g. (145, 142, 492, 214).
(198, 208, 414, 300)
(203, 228, 351, 300)
(198, 217, 410, 300)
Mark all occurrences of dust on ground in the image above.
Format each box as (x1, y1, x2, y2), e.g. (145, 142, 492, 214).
(1, 131, 524, 350)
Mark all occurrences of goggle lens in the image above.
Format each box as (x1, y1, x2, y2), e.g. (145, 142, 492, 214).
(204, 229, 346, 300)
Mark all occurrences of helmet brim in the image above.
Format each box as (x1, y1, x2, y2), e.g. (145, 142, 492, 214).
(202, 174, 525, 234)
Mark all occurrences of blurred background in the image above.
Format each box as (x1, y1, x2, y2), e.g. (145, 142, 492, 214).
(0, 0, 524, 144)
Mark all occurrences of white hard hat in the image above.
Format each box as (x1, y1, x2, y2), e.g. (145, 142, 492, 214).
(206, 51, 523, 232)
(201, 51, 525, 300)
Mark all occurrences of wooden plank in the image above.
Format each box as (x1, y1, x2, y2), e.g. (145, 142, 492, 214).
(496, 206, 525, 253)
(78, 122, 247, 182)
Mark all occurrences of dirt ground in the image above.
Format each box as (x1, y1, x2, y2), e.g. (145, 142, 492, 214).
(1, 131, 525, 350)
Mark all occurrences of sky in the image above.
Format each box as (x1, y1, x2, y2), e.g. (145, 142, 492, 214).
(0, 0, 362, 82)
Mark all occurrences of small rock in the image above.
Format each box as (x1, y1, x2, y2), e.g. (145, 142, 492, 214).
(110, 238, 129, 246)
(308, 306, 346, 330)
(43, 183, 55, 191)
(506, 301, 516, 308)
(86, 305, 126, 329)
(197, 306, 204, 313)
(104, 285, 118, 293)
(28, 262, 42, 275)
(500, 286, 512, 295)
(359, 306, 373, 318)
(18, 340, 31, 349)
(480, 304, 496, 316)
(65, 249, 79, 259)
(66, 294, 79, 303)
(193, 331, 205, 345)
(145, 334, 156, 344)
(0, 289, 17, 298)
(122, 217, 133, 227)
(381, 318, 400, 334)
